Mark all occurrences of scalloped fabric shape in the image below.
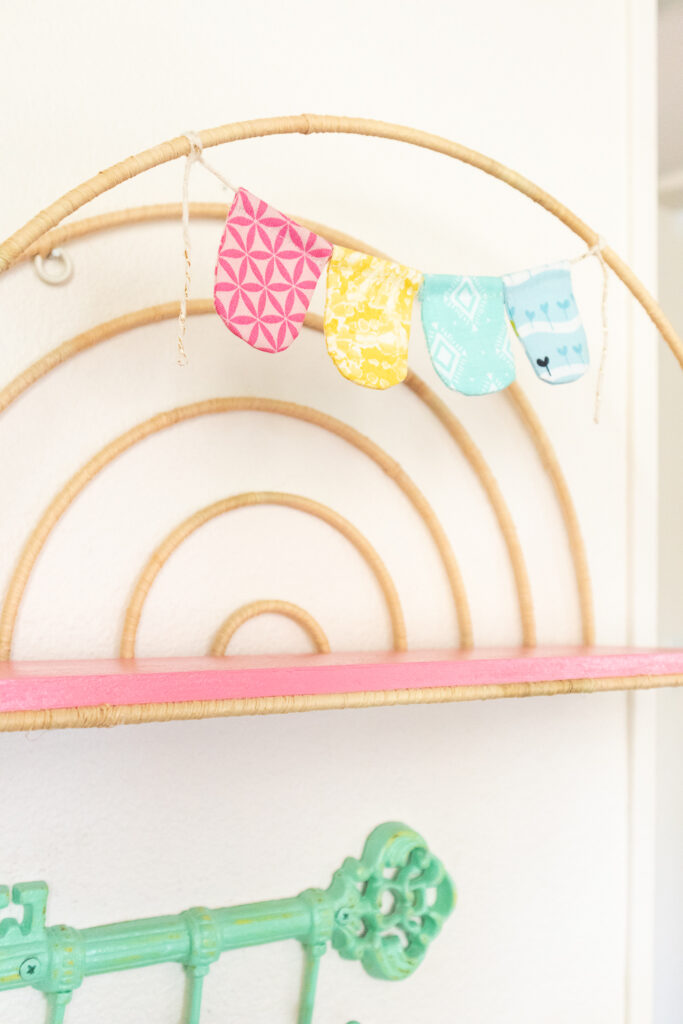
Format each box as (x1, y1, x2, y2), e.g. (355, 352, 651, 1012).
(214, 188, 333, 352)
(502, 261, 589, 384)
(324, 246, 423, 390)
(420, 274, 515, 395)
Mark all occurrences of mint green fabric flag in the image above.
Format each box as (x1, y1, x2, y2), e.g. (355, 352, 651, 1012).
(420, 274, 515, 395)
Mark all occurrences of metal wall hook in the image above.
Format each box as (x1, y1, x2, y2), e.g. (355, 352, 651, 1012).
(0, 823, 455, 1023)
(33, 248, 73, 285)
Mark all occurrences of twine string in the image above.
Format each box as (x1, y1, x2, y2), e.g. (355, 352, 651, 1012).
(177, 132, 237, 366)
(572, 237, 609, 423)
(592, 239, 610, 424)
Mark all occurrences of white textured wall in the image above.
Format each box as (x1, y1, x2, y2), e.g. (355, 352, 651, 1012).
(655, 205, 683, 1024)
(0, 1, 657, 1021)
(654, 7, 683, 1016)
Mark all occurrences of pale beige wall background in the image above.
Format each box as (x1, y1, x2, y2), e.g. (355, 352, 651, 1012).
(0, 1, 662, 1021)
(655, 5, 683, 1021)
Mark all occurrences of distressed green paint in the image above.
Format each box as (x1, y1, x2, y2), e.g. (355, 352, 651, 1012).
(297, 943, 325, 1024)
(47, 991, 72, 1024)
(0, 823, 455, 1022)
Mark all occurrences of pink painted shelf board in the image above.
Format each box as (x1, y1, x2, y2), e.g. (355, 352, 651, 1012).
(1, 647, 683, 714)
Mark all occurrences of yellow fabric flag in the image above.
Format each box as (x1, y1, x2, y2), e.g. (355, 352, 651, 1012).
(324, 246, 423, 389)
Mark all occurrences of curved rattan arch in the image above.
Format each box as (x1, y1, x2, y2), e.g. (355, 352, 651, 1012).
(0, 204, 602, 644)
(16, 204, 389, 265)
(120, 493, 399, 657)
(211, 600, 330, 656)
(0, 398, 468, 661)
(0, 114, 680, 370)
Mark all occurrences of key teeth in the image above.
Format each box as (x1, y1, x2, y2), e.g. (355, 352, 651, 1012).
(0, 886, 9, 910)
(12, 881, 48, 904)
(10, 882, 48, 937)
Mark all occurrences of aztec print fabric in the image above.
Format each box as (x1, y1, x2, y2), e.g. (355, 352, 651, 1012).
(214, 188, 333, 352)
(324, 246, 423, 389)
(502, 262, 589, 384)
(420, 274, 515, 395)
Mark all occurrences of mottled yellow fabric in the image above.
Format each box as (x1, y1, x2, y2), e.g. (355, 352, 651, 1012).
(324, 246, 423, 389)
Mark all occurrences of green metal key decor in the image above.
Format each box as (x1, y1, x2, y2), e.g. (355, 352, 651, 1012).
(0, 822, 455, 1023)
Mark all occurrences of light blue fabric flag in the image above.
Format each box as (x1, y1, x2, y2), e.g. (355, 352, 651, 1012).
(502, 261, 588, 384)
(420, 274, 515, 395)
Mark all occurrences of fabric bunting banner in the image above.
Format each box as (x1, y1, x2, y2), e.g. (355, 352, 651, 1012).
(212, 189, 598, 398)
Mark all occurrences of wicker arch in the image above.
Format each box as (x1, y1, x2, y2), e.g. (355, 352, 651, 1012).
(0, 204, 601, 645)
(120, 493, 400, 657)
(17, 204, 389, 265)
(211, 600, 330, 656)
(0, 399, 469, 661)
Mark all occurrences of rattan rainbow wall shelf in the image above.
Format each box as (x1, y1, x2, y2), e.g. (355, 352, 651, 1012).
(1, 113, 682, 731)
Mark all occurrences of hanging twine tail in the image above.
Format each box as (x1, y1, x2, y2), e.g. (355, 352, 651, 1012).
(572, 236, 610, 423)
(176, 133, 202, 367)
(591, 237, 610, 424)
(177, 132, 238, 367)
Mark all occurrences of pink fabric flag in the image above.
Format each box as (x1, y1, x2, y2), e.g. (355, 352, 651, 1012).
(214, 188, 333, 352)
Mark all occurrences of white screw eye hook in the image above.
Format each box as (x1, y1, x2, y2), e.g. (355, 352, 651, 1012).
(33, 248, 73, 285)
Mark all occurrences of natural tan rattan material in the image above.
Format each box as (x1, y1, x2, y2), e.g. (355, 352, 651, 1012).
(210, 600, 330, 656)
(18, 204, 389, 264)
